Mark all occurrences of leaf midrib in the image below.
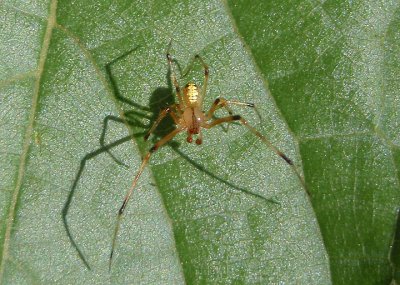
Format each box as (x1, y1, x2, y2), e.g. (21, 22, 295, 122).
(0, 0, 58, 281)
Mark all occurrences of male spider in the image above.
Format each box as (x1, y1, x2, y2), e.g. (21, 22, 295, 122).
(109, 47, 297, 269)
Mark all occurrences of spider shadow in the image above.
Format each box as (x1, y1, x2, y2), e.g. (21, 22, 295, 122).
(62, 49, 279, 270)
(61, 134, 138, 270)
(61, 46, 148, 270)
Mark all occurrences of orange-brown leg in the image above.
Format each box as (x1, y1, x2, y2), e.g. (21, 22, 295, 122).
(182, 55, 209, 102)
(206, 97, 257, 121)
(204, 115, 293, 165)
(109, 127, 183, 270)
(204, 114, 307, 195)
(166, 50, 184, 106)
(203, 114, 307, 194)
(144, 104, 180, 141)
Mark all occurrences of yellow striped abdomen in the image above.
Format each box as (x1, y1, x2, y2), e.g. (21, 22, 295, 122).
(184, 83, 200, 106)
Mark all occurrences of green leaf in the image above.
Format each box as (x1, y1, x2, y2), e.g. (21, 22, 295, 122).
(228, 0, 400, 284)
(5, 0, 398, 284)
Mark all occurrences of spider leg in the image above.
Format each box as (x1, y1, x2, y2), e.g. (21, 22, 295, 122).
(204, 115, 293, 165)
(62, 135, 133, 270)
(206, 97, 260, 133)
(109, 127, 183, 271)
(204, 114, 306, 194)
(203, 114, 307, 192)
(166, 49, 184, 106)
(144, 104, 181, 141)
(206, 97, 257, 120)
(181, 55, 209, 103)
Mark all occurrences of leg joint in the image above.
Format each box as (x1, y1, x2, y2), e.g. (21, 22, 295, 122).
(118, 202, 126, 215)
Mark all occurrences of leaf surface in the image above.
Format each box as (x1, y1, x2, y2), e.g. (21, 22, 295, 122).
(228, 1, 400, 284)
(10, 0, 398, 284)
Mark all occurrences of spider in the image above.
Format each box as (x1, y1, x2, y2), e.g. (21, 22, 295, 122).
(109, 46, 298, 269)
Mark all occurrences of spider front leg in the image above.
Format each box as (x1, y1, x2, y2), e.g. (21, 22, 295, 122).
(205, 97, 262, 134)
(167, 50, 184, 106)
(204, 115, 293, 165)
(204, 114, 307, 196)
(206, 97, 258, 120)
(109, 127, 183, 270)
(181, 54, 209, 102)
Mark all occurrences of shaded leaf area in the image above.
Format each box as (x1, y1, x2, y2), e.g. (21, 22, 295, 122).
(228, 0, 400, 284)
(0, 0, 332, 284)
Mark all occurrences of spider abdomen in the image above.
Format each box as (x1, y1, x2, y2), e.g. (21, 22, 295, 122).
(184, 83, 201, 106)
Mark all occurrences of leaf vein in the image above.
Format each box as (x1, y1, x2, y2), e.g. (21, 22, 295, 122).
(0, 0, 58, 280)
